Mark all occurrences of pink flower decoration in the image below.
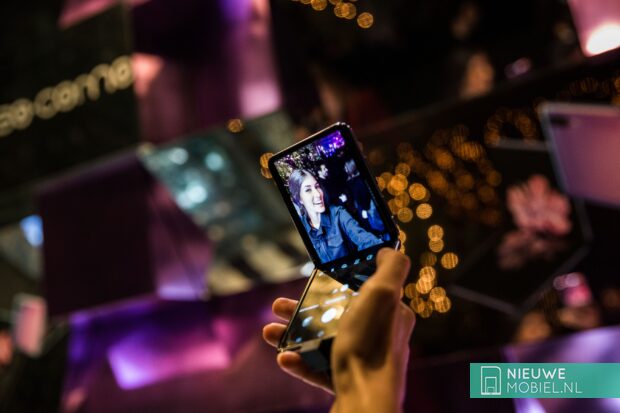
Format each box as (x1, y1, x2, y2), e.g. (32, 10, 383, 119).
(506, 174, 571, 236)
(497, 174, 573, 270)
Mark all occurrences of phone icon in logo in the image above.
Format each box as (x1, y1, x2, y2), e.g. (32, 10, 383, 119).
(480, 366, 502, 395)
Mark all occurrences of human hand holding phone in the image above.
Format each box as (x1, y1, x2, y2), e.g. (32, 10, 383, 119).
(263, 249, 415, 413)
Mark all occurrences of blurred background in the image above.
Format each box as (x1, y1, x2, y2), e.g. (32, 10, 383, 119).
(1, 0, 620, 412)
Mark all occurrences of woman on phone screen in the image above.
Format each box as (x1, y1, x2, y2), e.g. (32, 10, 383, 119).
(288, 169, 381, 263)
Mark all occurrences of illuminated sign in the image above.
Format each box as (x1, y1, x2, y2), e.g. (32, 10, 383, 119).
(0, 56, 133, 137)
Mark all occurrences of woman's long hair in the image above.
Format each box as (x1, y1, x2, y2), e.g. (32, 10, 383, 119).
(288, 169, 318, 215)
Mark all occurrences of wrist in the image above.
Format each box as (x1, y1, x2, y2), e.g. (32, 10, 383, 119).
(329, 373, 402, 413)
(330, 391, 401, 413)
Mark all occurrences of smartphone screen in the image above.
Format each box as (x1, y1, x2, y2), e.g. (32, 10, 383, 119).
(281, 268, 359, 347)
(268, 123, 399, 272)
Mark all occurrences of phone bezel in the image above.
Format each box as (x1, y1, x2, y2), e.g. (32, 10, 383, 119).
(267, 122, 399, 269)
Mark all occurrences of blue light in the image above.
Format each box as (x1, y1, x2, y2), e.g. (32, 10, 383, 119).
(168, 148, 189, 165)
(204, 152, 225, 171)
(20, 215, 43, 247)
(186, 183, 208, 203)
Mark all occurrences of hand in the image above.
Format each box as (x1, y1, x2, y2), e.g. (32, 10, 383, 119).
(330, 248, 414, 413)
(262, 297, 334, 393)
(262, 249, 415, 412)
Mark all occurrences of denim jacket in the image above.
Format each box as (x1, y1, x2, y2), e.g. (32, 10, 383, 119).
(301, 206, 382, 263)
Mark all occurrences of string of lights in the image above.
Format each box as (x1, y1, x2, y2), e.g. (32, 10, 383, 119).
(291, 0, 375, 29)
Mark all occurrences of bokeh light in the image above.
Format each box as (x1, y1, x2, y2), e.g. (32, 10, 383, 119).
(434, 296, 452, 313)
(311, 0, 327, 11)
(409, 296, 425, 313)
(416, 277, 435, 294)
(416, 203, 433, 219)
(397, 207, 414, 223)
(456, 173, 474, 190)
(398, 229, 407, 244)
(404, 283, 417, 299)
(435, 151, 455, 171)
(376, 176, 386, 191)
(429, 239, 444, 253)
(357, 12, 374, 29)
(420, 252, 437, 266)
(486, 170, 502, 186)
(380, 171, 393, 184)
(429, 287, 446, 303)
(387, 199, 399, 215)
(419, 266, 436, 282)
(344, 2, 357, 19)
(260, 167, 272, 179)
(389, 174, 408, 193)
(226, 118, 244, 133)
(394, 193, 411, 208)
(259, 153, 273, 169)
(477, 185, 495, 203)
(427, 225, 444, 240)
(408, 183, 427, 201)
(395, 162, 411, 176)
(441, 252, 459, 269)
(418, 301, 434, 318)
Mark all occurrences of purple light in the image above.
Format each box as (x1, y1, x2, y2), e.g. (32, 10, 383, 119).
(513, 398, 546, 413)
(107, 325, 230, 390)
(219, 0, 252, 22)
(58, 0, 150, 28)
(317, 132, 346, 157)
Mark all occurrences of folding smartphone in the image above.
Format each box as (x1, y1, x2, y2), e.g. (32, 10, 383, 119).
(268, 123, 400, 371)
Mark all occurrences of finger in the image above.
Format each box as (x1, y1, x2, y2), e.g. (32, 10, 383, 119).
(365, 249, 411, 293)
(335, 284, 397, 365)
(272, 297, 298, 322)
(394, 303, 416, 349)
(262, 323, 287, 348)
(277, 352, 334, 394)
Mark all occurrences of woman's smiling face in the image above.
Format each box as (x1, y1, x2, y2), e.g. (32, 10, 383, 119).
(299, 174, 325, 216)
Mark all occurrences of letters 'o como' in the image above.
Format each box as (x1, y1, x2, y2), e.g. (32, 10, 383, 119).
(0, 56, 133, 137)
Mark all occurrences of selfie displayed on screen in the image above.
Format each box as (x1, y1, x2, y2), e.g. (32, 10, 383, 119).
(273, 130, 392, 264)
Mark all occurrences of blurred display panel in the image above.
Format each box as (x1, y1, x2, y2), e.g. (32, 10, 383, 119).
(139, 112, 310, 287)
(0, 215, 43, 280)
